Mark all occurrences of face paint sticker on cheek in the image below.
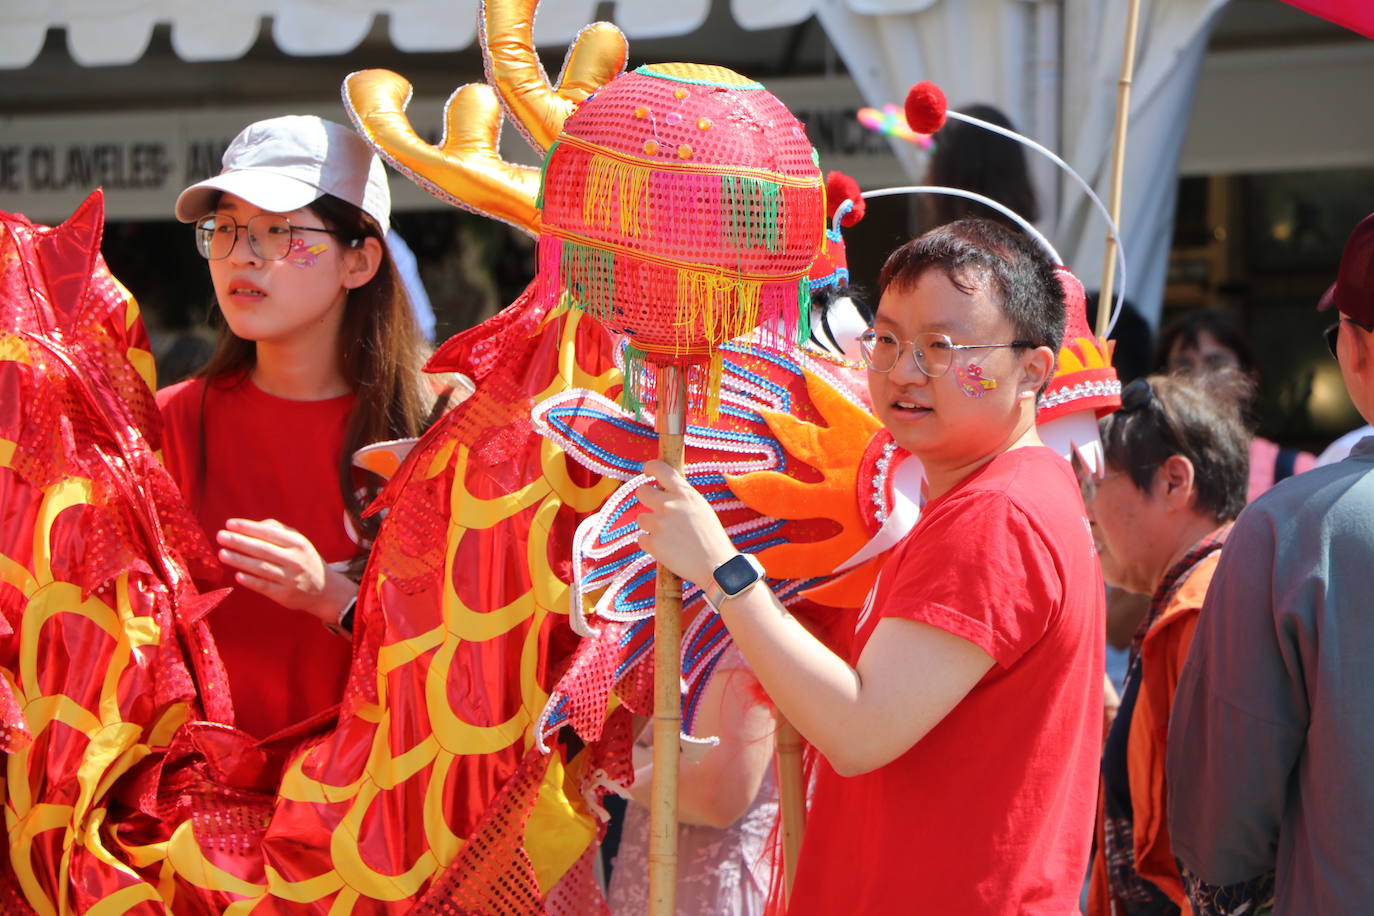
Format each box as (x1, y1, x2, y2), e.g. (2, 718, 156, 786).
(286, 236, 329, 268)
(956, 363, 998, 399)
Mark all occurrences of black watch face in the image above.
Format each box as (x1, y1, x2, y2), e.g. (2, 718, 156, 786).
(715, 554, 760, 596)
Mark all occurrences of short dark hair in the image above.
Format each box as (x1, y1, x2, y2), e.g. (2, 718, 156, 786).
(877, 218, 1066, 355)
(1098, 370, 1252, 522)
(1155, 308, 1256, 377)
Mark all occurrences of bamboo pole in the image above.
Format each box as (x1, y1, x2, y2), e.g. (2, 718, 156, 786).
(647, 365, 686, 916)
(1095, 0, 1143, 338)
(776, 718, 806, 902)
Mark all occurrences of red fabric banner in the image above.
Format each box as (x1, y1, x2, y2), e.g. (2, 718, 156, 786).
(1282, 0, 1374, 38)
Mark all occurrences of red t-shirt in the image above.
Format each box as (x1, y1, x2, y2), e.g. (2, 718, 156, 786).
(789, 446, 1104, 915)
(157, 374, 355, 740)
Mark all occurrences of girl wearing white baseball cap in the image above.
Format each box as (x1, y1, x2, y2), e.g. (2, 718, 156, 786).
(158, 114, 435, 739)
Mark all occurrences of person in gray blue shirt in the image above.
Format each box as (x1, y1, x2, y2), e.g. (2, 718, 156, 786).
(1168, 211, 1374, 914)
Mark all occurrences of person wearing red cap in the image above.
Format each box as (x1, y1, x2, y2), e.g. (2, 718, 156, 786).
(637, 219, 1103, 913)
(1168, 212, 1374, 913)
(1314, 280, 1374, 466)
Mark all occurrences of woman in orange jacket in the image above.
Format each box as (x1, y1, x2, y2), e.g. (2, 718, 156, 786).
(1082, 370, 1252, 914)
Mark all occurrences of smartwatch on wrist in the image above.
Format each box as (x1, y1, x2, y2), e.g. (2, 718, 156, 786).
(703, 553, 766, 610)
(324, 595, 357, 639)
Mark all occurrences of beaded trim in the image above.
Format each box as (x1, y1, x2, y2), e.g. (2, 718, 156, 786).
(807, 266, 850, 290)
(800, 339, 867, 374)
(634, 64, 766, 91)
(1040, 377, 1121, 410)
(871, 440, 897, 525)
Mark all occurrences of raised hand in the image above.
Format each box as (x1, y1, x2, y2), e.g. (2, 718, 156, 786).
(216, 517, 356, 626)
(635, 459, 739, 589)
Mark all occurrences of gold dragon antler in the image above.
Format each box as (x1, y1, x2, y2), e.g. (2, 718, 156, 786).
(341, 0, 627, 237)
(480, 0, 629, 152)
(343, 72, 543, 235)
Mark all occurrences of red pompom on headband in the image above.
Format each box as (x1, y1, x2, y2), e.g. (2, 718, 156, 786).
(904, 81, 948, 135)
(826, 171, 865, 227)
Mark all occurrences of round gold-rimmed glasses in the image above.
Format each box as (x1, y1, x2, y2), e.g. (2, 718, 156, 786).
(856, 329, 1034, 378)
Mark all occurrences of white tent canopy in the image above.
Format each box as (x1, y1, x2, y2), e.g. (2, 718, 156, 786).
(2, 0, 844, 69)
(1, 0, 1066, 69)
(816, 0, 1226, 328)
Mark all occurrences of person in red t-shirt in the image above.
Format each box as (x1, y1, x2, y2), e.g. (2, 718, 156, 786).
(637, 219, 1104, 912)
(158, 115, 434, 739)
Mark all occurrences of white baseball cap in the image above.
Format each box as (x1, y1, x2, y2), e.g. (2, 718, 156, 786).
(174, 115, 390, 231)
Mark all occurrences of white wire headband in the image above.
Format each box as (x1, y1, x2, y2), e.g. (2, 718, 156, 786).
(857, 83, 1128, 336)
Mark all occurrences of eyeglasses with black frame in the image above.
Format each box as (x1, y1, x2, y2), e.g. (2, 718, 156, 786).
(1324, 317, 1374, 359)
(856, 329, 1035, 378)
(193, 212, 356, 261)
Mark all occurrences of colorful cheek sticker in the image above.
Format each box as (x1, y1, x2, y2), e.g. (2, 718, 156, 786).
(286, 237, 329, 268)
(956, 363, 998, 398)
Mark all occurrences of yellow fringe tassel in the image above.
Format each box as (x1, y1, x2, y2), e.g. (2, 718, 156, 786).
(704, 348, 725, 422)
(675, 268, 762, 354)
(582, 153, 653, 240)
(819, 181, 828, 254)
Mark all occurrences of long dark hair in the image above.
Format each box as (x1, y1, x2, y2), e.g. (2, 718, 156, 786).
(923, 104, 1041, 229)
(196, 193, 432, 565)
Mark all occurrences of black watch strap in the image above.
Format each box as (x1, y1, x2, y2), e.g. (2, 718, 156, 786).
(325, 596, 358, 638)
(339, 597, 357, 634)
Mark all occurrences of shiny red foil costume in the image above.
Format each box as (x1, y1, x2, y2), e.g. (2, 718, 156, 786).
(0, 188, 902, 913)
(0, 191, 229, 912)
(0, 190, 632, 912)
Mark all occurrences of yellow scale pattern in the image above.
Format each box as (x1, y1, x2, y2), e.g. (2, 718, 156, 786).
(1, 285, 186, 916)
(152, 308, 618, 912)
